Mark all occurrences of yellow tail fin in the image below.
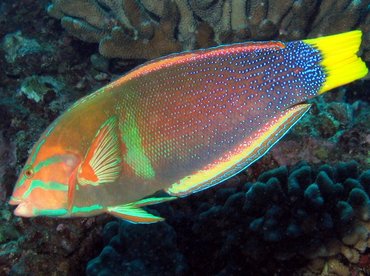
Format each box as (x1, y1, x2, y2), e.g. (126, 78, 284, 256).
(303, 30, 368, 94)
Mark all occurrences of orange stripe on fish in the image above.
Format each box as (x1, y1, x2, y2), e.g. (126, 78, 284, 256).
(110, 41, 286, 89)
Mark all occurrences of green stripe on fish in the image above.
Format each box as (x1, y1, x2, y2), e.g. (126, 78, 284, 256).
(24, 180, 68, 198)
(34, 156, 64, 173)
(72, 204, 104, 214)
(120, 109, 156, 179)
(33, 208, 68, 216)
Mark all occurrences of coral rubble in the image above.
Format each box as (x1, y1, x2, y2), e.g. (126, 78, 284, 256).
(48, 0, 370, 60)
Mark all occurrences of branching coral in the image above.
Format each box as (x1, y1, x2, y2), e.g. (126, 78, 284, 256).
(48, 0, 182, 59)
(48, 0, 370, 60)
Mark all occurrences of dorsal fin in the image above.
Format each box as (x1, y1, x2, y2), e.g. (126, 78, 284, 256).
(77, 116, 121, 186)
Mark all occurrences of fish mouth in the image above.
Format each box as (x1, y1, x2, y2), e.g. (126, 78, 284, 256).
(12, 202, 34, 217)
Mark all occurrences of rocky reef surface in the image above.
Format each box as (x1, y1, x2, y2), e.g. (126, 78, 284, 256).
(0, 0, 369, 275)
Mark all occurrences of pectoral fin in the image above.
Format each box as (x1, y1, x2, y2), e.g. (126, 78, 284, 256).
(106, 196, 177, 223)
(77, 116, 121, 186)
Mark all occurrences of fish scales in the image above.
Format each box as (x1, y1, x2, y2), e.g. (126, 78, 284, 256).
(9, 31, 368, 221)
(116, 41, 324, 184)
(71, 41, 324, 206)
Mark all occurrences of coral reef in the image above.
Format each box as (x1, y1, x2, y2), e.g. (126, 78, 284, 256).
(271, 90, 370, 168)
(2, 31, 48, 64)
(48, 0, 370, 60)
(0, 205, 110, 276)
(86, 220, 188, 275)
(87, 161, 370, 274)
(1, 31, 56, 76)
(185, 161, 370, 273)
(47, 0, 182, 59)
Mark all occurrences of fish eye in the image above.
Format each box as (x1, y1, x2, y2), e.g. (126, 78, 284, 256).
(24, 166, 34, 178)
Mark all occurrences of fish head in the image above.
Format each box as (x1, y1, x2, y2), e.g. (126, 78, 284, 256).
(9, 134, 81, 217)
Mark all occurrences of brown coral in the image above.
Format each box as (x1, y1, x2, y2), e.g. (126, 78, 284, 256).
(48, 0, 182, 59)
(48, 0, 370, 60)
(99, 1, 182, 59)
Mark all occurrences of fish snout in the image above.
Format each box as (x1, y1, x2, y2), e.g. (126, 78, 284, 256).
(13, 202, 34, 217)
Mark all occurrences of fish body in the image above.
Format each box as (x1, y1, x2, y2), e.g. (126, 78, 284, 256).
(10, 31, 368, 222)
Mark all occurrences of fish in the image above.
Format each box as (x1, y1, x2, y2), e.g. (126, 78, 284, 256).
(9, 31, 368, 223)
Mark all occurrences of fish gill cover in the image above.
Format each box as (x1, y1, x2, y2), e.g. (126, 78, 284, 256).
(0, 0, 369, 275)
